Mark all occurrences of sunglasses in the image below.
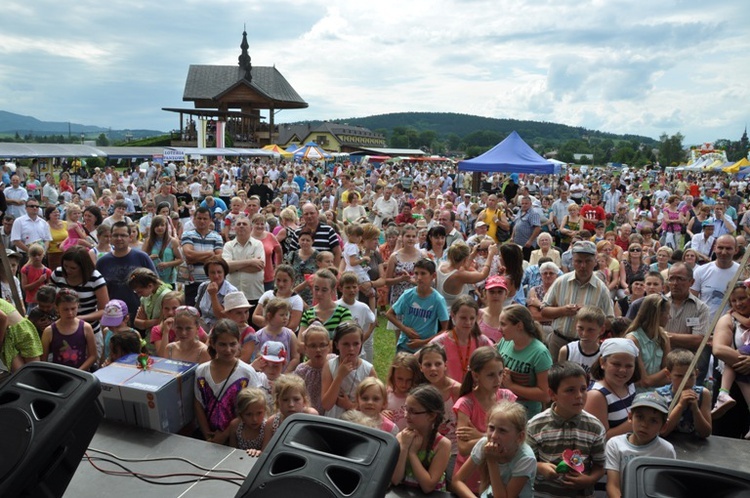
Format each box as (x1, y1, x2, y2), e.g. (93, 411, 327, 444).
(629, 248, 642, 252)
(176, 305, 201, 317)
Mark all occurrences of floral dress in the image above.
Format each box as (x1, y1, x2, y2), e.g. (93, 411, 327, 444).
(389, 257, 417, 306)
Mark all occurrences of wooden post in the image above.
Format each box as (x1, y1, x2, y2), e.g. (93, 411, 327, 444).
(668, 248, 750, 412)
(0, 247, 23, 312)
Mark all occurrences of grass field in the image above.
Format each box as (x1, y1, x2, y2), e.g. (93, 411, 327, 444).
(372, 314, 397, 379)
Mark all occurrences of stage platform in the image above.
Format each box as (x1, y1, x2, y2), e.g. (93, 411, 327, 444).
(66, 421, 749, 497)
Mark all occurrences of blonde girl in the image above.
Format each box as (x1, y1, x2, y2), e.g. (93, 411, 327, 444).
(625, 293, 671, 391)
(496, 304, 552, 418)
(42, 288, 96, 371)
(453, 402, 536, 498)
(149, 291, 208, 353)
(227, 387, 267, 456)
(584, 338, 641, 439)
(158, 305, 210, 363)
(385, 224, 421, 338)
(129, 268, 173, 333)
(429, 296, 494, 383)
(391, 384, 451, 493)
(453, 347, 517, 494)
(321, 321, 376, 419)
(194, 319, 266, 445)
(385, 352, 421, 430)
(293, 324, 330, 414)
(142, 215, 183, 285)
(356, 377, 398, 435)
(252, 264, 304, 331)
(252, 298, 299, 372)
(261, 373, 318, 449)
(299, 269, 353, 340)
(436, 242, 498, 310)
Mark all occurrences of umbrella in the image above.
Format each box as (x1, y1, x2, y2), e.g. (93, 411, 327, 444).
(293, 142, 331, 160)
(262, 144, 293, 157)
(724, 157, 750, 174)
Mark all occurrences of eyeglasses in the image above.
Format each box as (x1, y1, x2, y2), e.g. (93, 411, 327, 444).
(403, 408, 428, 416)
(176, 305, 201, 317)
(629, 248, 642, 252)
(26, 205, 39, 208)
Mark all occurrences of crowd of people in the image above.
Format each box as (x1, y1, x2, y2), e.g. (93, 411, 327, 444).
(1, 157, 749, 497)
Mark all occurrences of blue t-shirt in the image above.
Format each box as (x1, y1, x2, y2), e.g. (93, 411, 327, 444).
(391, 287, 449, 353)
(96, 249, 157, 325)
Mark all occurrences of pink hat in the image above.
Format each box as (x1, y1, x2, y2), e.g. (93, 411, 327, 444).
(485, 275, 508, 291)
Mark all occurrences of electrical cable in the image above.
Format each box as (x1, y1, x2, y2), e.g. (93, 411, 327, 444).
(86, 447, 247, 478)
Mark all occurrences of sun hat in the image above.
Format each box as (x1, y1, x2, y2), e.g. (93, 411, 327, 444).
(223, 291, 251, 312)
(260, 341, 287, 363)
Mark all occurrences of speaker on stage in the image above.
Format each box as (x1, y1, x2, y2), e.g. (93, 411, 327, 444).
(235, 413, 399, 498)
(0, 362, 103, 498)
(622, 457, 750, 498)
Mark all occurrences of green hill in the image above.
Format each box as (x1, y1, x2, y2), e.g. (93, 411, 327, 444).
(289, 111, 657, 146)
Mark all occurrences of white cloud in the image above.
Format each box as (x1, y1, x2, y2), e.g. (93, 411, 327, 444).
(0, 0, 747, 144)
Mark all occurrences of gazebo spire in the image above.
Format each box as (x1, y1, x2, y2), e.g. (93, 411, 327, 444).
(238, 28, 252, 82)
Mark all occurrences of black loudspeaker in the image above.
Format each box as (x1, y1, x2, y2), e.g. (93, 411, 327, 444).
(235, 413, 399, 498)
(0, 362, 103, 498)
(623, 457, 750, 498)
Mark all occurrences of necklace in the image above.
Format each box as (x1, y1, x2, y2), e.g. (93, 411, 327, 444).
(451, 329, 472, 376)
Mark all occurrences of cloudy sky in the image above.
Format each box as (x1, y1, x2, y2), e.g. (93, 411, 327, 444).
(1, 0, 748, 144)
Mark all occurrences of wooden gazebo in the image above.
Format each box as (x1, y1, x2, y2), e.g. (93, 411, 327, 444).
(163, 30, 308, 148)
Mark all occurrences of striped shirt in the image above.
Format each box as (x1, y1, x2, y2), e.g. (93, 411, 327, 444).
(50, 268, 107, 334)
(300, 305, 353, 339)
(543, 272, 615, 339)
(526, 405, 606, 498)
(181, 229, 224, 283)
(288, 223, 339, 253)
(590, 381, 636, 430)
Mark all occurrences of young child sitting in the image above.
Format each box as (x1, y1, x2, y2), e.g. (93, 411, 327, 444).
(527, 361, 606, 497)
(605, 391, 676, 498)
(656, 349, 712, 439)
(103, 329, 145, 367)
(558, 305, 605, 380)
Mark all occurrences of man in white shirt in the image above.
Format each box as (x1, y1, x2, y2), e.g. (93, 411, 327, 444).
(10, 200, 52, 257)
(371, 186, 399, 227)
(5, 176, 28, 219)
(222, 215, 265, 305)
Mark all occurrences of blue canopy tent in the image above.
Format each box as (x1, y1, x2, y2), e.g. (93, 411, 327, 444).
(458, 131, 560, 174)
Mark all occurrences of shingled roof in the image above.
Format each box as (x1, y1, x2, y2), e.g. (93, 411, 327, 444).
(182, 31, 307, 109)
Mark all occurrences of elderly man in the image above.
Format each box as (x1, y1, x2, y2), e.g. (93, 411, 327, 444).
(222, 215, 265, 306)
(248, 175, 274, 207)
(372, 185, 399, 228)
(5, 175, 28, 219)
(511, 196, 541, 261)
(438, 209, 463, 247)
(542, 240, 615, 361)
(288, 203, 342, 267)
(691, 220, 716, 263)
(664, 262, 710, 382)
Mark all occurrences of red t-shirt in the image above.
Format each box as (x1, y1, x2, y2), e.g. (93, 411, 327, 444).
(580, 204, 605, 232)
(21, 265, 53, 304)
